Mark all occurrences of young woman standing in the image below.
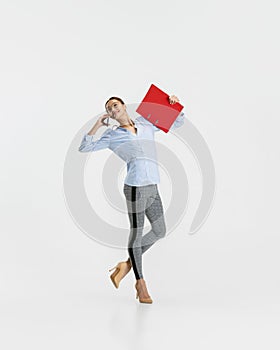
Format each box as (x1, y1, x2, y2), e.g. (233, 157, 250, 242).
(79, 95, 185, 303)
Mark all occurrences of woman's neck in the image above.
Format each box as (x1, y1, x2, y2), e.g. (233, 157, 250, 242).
(119, 119, 134, 127)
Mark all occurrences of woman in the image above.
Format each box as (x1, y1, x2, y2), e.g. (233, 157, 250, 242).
(79, 94, 185, 303)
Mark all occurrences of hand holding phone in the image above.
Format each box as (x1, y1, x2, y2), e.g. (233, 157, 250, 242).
(97, 114, 111, 127)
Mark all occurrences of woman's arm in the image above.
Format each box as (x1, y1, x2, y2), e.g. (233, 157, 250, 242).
(78, 128, 112, 152)
(78, 113, 112, 152)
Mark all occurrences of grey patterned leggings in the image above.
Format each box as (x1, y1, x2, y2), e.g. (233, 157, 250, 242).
(123, 184, 166, 280)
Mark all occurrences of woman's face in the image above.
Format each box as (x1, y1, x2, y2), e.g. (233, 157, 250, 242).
(106, 99, 126, 121)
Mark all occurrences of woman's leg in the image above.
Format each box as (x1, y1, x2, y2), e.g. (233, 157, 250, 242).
(141, 185, 166, 254)
(123, 184, 167, 280)
(124, 185, 146, 280)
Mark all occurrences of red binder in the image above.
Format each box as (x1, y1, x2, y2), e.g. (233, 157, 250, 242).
(136, 83, 184, 133)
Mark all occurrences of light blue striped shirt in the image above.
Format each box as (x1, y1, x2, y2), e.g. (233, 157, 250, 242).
(79, 112, 185, 186)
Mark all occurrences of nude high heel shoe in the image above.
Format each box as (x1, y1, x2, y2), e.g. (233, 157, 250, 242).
(109, 259, 132, 289)
(135, 279, 153, 304)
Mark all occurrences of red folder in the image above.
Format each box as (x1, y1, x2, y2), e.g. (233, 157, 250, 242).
(136, 83, 184, 133)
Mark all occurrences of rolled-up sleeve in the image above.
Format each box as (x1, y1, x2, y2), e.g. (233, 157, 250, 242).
(78, 128, 112, 152)
(153, 111, 185, 132)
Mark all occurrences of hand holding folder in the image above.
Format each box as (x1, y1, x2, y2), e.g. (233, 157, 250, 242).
(136, 84, 184, 133)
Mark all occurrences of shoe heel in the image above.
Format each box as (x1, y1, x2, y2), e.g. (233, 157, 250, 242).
(109, 264, 118, 272)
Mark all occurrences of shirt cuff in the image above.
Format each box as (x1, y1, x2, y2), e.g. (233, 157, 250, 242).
(85, 133, 97, 141)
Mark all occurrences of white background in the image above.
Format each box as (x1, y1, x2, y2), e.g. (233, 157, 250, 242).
(1, 0, 279, 349)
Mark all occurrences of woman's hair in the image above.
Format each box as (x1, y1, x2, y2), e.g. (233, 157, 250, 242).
(105, 96, 125, 111)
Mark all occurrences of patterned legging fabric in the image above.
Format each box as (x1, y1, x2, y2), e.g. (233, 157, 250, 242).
(123, 184, 166, 280)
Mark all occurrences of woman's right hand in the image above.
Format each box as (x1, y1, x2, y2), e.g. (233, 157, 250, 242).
(95, 113, 111, 128)
(86, 113, 111, 136)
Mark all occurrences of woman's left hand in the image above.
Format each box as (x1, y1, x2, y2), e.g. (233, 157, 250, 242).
(169, 95, 180, 105)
